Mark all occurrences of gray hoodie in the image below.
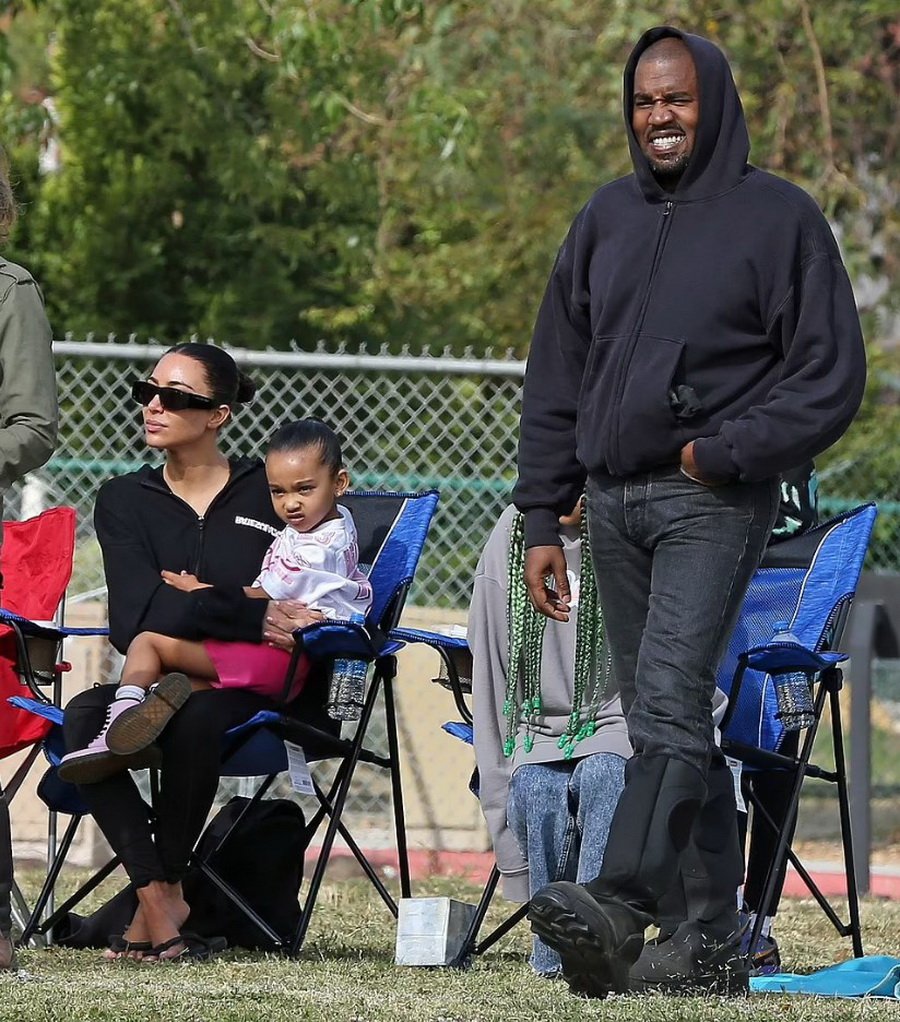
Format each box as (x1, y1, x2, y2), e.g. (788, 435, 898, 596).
(468, 505, 631, 901)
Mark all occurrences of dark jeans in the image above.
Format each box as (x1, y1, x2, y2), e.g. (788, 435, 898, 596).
(586, 467, 779, 774)
(63, 685, 273, 889)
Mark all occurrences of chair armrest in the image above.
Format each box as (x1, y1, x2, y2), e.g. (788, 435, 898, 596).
(388, 626, 473, 723)
(0, 610, 111, 700)
(0, 608, 109, 639)
(8, 695, 64, 726)
(291, 619, 398, 662)
(741, 642, 847, 675)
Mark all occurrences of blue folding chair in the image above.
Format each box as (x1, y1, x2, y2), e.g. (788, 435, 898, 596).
(202, 488, 440, 954)
(719, 502, 877, 959)
(12, 489, 440, 955)
(398, 503, 878, 966)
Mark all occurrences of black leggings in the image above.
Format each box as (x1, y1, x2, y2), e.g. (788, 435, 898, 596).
(63, 684, 273, 889)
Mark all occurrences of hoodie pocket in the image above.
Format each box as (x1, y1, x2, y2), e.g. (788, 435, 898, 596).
(577, 332, 688, 473)
(618, 333, 686, 438)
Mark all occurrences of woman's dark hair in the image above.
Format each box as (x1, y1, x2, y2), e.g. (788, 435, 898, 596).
(267, 418, 343, 475)
(165, 342, 256, 406)
(0, 151, 18, 244)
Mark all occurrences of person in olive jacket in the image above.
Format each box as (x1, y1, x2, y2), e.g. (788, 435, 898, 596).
(0, 151, 59, 971)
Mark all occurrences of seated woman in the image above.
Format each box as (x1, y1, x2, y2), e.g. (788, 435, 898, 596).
(62, 343, 323, 962)
(469, 500, 630, 977)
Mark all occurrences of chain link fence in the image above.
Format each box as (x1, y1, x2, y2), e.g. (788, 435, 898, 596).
(9, 338, 900, 836)
(14, 337, 900, 600)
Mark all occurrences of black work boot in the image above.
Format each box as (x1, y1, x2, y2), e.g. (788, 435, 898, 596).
(647, 867, 687, 945)
(528, 755, 706, 999)
(629, 759, 749, 995)
(629, 919, 748, 995)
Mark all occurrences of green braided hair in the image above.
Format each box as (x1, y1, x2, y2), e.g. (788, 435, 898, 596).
(504, 498, 609, 760)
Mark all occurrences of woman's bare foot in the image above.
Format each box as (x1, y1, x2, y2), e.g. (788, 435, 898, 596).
(136, 881, 190, 961)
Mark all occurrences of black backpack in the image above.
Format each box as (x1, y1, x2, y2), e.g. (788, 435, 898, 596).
(56, 796, 308, 951)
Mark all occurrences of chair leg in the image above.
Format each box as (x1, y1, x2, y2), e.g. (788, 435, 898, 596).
(11, 880, 32, 939)
(829, 679, 864, 957)
(194, 861, 285, 948)
(448, 865, 531, 967)
(311, 778, 398, 913)
(382, 657, 411, 899)
(474, 902, 530, 956)
(749, 687, 826, 952)
(3, 746, 41, 804)
(746, 670, 864, 957)
(289, 670, 383, 956)
(31, 854, 122, 940)
(449, 864, 498, 967)
(20, 814, 79, 945)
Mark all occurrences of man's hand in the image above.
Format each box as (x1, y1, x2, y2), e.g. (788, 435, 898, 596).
(524, 545, 571, 622)
(161, 569, 212, 592)
(263, 599, 326, 651)
(679, 441, 721, 487)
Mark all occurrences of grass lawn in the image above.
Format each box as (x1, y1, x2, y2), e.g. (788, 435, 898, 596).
(3, 874, 899, 1022)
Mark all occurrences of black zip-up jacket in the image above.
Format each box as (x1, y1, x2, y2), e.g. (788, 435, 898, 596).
(95, 458, 284, 653)
(514, 26, 866, 548)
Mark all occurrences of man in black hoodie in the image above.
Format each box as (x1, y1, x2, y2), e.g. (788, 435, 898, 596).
(515, 27, 865, 999)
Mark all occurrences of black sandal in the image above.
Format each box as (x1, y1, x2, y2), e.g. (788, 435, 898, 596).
(144, 932, 227, 963)
(106, 934, 153, 959)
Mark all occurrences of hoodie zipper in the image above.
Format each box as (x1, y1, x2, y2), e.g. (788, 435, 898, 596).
(608, 199, 675, 474)
(142, 459, 256, 576)
(193, 515, 206, 574)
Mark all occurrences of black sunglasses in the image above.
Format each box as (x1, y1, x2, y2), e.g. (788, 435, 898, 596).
(130, 380, 219, 412)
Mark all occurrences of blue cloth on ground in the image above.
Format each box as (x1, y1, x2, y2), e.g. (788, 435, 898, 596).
(751, 956, 900, 998)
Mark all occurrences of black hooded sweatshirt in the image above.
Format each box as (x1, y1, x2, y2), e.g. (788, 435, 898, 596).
(95, 458, 284, 653)
(514, 26, 866, 548)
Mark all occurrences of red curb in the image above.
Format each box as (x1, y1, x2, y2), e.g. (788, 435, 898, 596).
(782, 866, 900, 900)
(307, 847, 900, 900)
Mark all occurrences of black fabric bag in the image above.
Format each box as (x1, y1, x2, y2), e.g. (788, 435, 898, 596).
(56, 796, 307, 950)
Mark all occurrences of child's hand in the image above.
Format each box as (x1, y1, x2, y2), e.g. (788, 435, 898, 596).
(161, 569, 212, 592)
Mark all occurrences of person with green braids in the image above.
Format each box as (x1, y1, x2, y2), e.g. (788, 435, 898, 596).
(469, 499, 630, 977)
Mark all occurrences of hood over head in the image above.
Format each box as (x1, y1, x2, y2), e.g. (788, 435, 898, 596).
(624, 26, 750, 201)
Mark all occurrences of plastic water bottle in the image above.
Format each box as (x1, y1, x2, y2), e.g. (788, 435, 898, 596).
(769, 620, 815, 731)
(327, 612, 369, 721)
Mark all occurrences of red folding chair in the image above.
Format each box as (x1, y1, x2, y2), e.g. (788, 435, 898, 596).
(0, 507, 106, 936)
(0, 506, 76, 764)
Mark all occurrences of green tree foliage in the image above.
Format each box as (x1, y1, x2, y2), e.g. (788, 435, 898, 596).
(1, 0, 897, 565)
(0, 0, 897, 353)
(2, 0, 382, 343)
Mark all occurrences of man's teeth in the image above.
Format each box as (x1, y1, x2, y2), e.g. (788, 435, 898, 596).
(650, 135, 683, 150)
